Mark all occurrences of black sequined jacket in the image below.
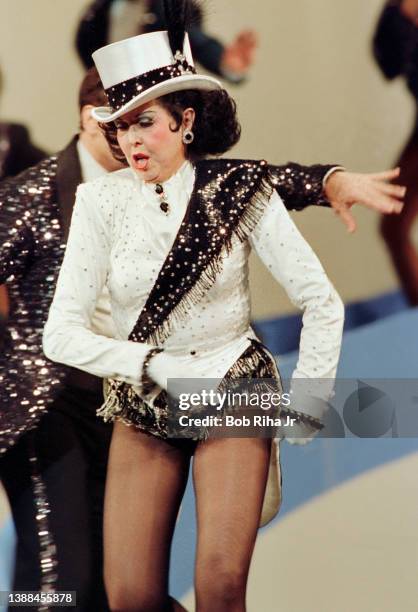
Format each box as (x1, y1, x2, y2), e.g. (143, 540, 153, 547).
(0, 138, 84, 453)
(0, 145, 334, 454)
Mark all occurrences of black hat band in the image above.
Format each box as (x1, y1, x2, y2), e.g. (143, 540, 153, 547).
(105, 58, 196, 113)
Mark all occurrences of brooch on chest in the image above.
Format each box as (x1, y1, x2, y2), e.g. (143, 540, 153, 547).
(154, 183, 170, 215)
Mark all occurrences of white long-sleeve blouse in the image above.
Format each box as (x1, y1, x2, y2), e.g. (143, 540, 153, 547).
(43, 161, 344, 398)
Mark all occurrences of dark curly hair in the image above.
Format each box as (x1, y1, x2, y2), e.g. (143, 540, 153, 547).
(101, 88, 241, 165)
(79, 66, 107, 110)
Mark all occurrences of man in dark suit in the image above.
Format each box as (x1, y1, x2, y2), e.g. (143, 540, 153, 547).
(76, 0, 257, 83)
(0, 67, 122, 612)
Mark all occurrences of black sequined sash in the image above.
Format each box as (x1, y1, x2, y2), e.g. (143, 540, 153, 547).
(129, 159, 276, 346)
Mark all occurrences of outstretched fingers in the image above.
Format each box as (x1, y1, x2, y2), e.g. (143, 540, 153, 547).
(368, 167, 401, 182)
(379, 183, 407, 199)
(359, 189, 404, 214)
(335, 207, 357, 233)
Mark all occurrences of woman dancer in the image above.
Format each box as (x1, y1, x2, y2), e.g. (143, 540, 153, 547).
(44, 3, 390, 610)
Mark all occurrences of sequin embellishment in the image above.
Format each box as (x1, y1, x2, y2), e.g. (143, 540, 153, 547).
(99, 158, 335, 424)
(0, 156, 68, 454)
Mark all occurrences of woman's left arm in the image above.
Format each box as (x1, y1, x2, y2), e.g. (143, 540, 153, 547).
(269, 162, 336, 212)
(249, 190, 345, 439)
(271, 164, 404, 231)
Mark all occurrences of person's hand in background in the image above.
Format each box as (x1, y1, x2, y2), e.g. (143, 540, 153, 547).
(221, 30, 258, 78)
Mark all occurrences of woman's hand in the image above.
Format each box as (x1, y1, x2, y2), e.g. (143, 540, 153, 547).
(221, 30, 258, 76)
(147, 352, 191, 390)
(324, 168, 405, 233)
(147, 352, 219, 404)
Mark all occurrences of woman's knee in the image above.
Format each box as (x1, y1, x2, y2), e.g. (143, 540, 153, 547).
(106, 579, 169, 611)
(195, 556, 247, 608)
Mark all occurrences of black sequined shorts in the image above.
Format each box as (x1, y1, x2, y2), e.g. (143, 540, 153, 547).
(101, 339, 283, 447)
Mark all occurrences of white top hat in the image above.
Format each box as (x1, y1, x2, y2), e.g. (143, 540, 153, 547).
(91, 31, 222, 123)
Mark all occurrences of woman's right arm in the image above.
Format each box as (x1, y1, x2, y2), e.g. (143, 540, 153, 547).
(43, 183, 156, 386)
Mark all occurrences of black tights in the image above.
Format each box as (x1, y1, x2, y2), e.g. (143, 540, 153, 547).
(104, 423, 271, 612)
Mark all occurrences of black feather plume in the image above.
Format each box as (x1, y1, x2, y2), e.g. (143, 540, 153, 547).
(162, 0, 191, 56)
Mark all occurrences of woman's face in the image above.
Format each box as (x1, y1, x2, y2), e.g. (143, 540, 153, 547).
(115, 100, 194, 183)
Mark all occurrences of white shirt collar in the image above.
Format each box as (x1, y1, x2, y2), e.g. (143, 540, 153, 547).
(129, 160, 195, 222)
(131, 160, 195, 198)
(77, 139, 108, 183)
